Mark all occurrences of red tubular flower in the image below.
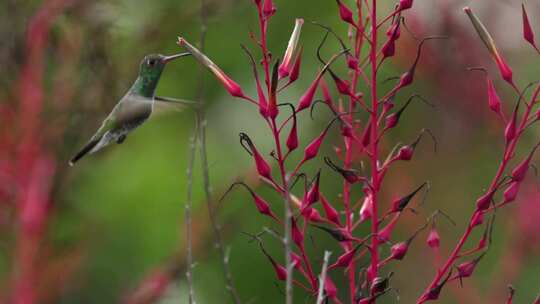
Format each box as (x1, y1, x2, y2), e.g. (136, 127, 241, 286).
(426, 226, 440, 250)
(286, 110, 298, 152)
(303, 171, 320, 208)
(329, 244, 362, 269)
(476, 189, 495, 210)
(260, 244, 287, 281)
(511, 142, 540, 182)
(464, 7, 514, 85)
(292, 218, 304, 247)
(239, 133, 272, 180)
(263, 0, 276, 18)
(390, 242, 409, 260)
(522, 4, 538, 50)
(288, 48, 303, 84)
(359, 194, 374, 222)
(301, 118, 338, 162)
(178, 37, 246, 98)
(321, 195, 341, 226)
(278, 19, 304, 79)
(335, 0, 355, 26)
(222, 182, 278, 220)
(398, 0, 413, 11)
(378, 214, 400, 242)
(486, 78, 502, 115)
(389, 182, 428, 213)
(503, 181, 520, 203)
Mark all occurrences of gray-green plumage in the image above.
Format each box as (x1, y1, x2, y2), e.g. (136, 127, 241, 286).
(70, 53, 190, 165)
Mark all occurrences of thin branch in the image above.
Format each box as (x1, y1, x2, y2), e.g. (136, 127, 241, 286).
(184, 119, 198, 304)
(316, 251, 332, 304)
(195, 0, 241, 302)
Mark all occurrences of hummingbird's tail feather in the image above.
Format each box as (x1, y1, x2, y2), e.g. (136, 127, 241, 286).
(69, 137, 101, 166)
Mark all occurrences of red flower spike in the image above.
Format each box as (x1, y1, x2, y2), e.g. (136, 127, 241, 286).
(336, 0, 355, 26)
(426, 226, 440, 249)
(522, 4, 537, 50)
(263, 0, 276, 18)
(487, 78, 502, 115)
(279, 19, 304, 79)
(239, 133, 272, 180)
(360, 194, 374, 222)
(178, 37, 245, 98)
(503, 181, 520, 203)
(321, 195, 341, 226)
(292, 218, 304, 247)
(464, 7, 514, 85)
(511, 142, 540, 182)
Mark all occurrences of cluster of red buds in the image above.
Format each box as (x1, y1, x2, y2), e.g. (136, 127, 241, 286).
(175, 1, 540, 304)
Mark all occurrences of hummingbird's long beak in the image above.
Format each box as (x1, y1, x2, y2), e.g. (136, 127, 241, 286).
(162, 52, 191, 63)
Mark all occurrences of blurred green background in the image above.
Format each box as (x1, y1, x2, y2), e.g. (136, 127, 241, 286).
(2, 0, 540, 303)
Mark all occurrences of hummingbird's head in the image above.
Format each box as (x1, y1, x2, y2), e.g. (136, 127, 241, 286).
(139, 53, 191, 76)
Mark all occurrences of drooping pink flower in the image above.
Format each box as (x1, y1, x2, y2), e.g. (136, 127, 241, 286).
(464, 7, 514, 85)
(178, 37, 246, 98)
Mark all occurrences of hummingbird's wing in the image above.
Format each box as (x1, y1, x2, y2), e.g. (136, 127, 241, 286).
(150, 96, 197, 118)
(69, 94, 152, 165)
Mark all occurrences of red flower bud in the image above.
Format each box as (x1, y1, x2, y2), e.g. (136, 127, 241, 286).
(302, 118, 337, 162)
(321, 195, 341, 226)
(426, 227, 440, 249)
(359, 195, 374, 222)
(336, 0, 355, 26)
(319, 78, 334, 105)
(329, 244, 362, 269)
(470, 211, 484, 228)
(346, 54, 358, 70)
(259, 243, 287, 280)
(239, 133, 272, 180)
(511, 142, 540, 182)
(487, 78, 502, 115)
(378, 214, 400, 242)
(476, 189, 495, 210)
(222, 182, 278, 221)
(398, 0, 413, 11)
(263, 0, 276, 18)
(503, 181, 520, 203)
(390, 242, 409, 260)
(292, 218, 304, 247)
(522, 4, 538, 50)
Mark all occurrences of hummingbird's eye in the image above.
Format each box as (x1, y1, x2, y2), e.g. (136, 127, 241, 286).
(147, 59, 157, 67)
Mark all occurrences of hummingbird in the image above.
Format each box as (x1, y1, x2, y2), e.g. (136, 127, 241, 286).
(69, 52, 192, 166)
